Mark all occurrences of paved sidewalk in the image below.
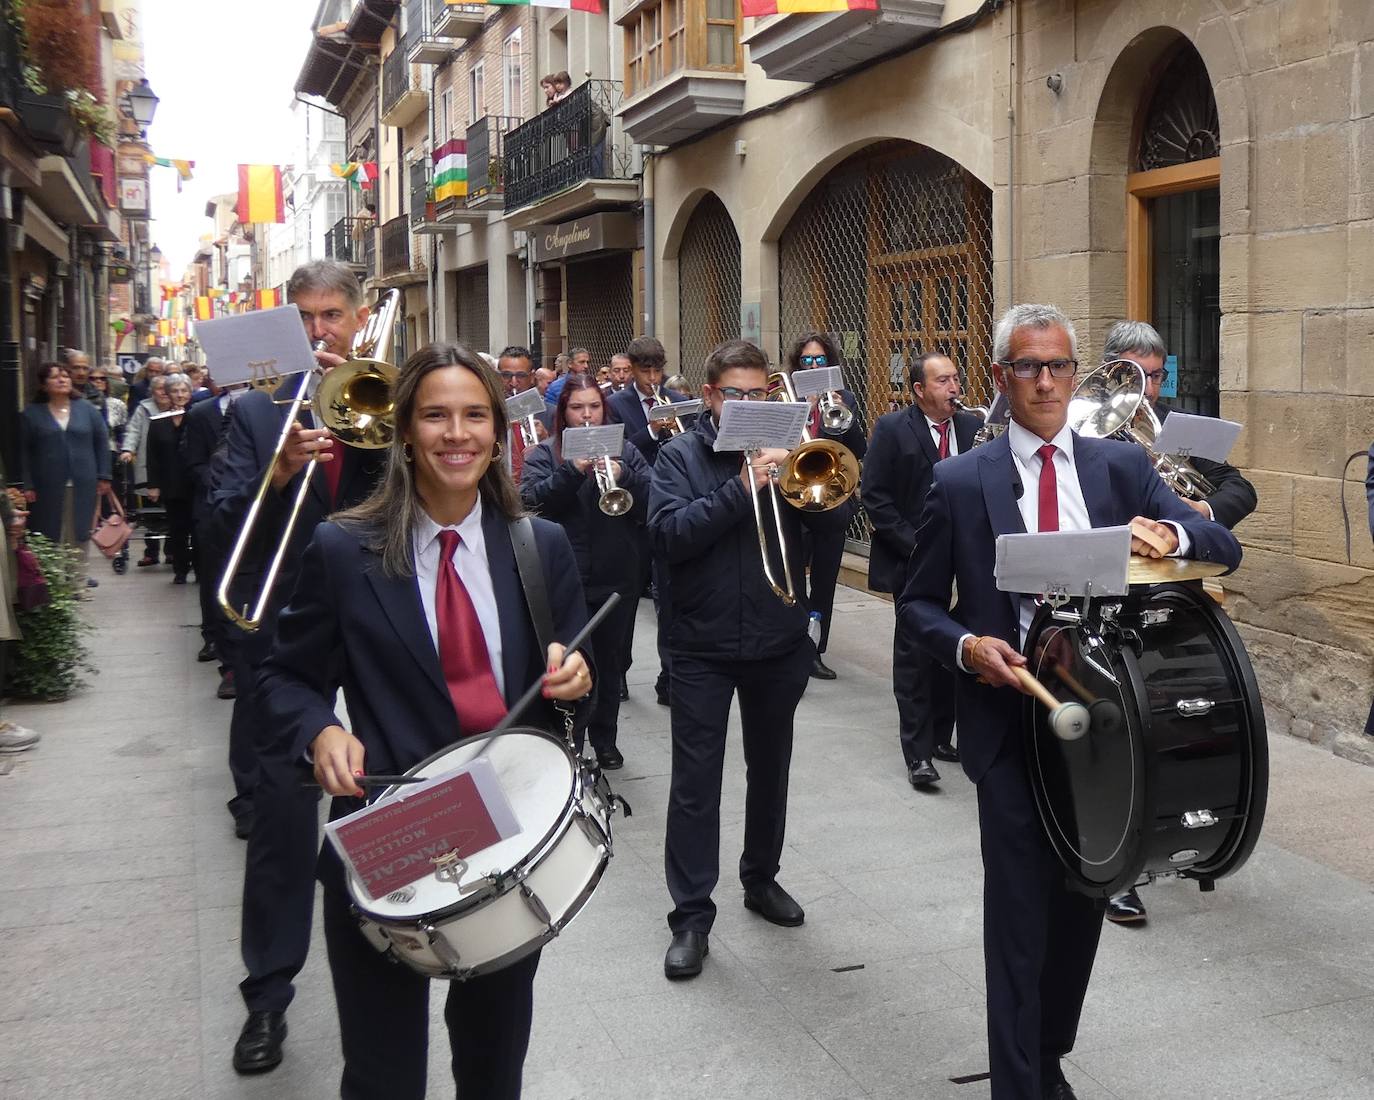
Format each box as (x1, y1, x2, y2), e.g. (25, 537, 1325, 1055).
(2, 570, 1373, 1099)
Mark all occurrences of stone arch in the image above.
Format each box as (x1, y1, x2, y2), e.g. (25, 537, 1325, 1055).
(662, 186, 746, 263)
(675, 193, 743, 383)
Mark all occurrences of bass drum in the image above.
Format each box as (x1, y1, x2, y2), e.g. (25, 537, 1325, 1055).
(1023, 582, 1268, 898)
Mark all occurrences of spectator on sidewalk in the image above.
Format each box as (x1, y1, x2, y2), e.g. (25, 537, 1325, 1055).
(122, 376, 170, 567)
(0, 474, 39, 752)
(20, 363, 111, 592)
(145, 373, 196, 584)
(128, 357, 165, 410)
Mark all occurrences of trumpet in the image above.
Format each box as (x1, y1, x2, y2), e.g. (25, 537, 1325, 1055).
(649, 387, 687, 437)
(516, 413, 541, 450)
(744, 371, 861, 604)
(593, 455, 633, 517)
(216, 289, 401, 633)
(818, 389, 853, 433)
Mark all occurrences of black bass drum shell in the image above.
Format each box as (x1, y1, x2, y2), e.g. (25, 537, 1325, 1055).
(1022, 582, 1268, 898)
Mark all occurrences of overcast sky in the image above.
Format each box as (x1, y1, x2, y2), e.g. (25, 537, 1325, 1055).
(144, 0, 319, 276)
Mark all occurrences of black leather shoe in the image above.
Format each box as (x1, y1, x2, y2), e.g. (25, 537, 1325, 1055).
(664, 931, 708, 979)
(233, 1010, 286, 1074)
(810, 657, 837, 680)
(217, 671, 236, 700)
(197, 641, 217, 663)
(933, 742, 960, 763)
(743, 881, 805, 927)
(1106, 886, 1147, 924)
(595, 747, 624, 771)
(619, 675, 629, 701)
(908, 759, 940, 788)
(1044, 1078, 1078, 1100)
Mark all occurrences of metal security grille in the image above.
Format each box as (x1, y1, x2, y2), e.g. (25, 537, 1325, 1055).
(455, 266, 490, 354)
(677, 192, 742, 382)
(779, 140, 995, 547)
(565, 253, 635, 372)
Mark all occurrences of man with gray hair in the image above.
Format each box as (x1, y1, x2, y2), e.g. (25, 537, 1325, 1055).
(1098, 319, 1256, 926)
(899, 303, 1242, 1100)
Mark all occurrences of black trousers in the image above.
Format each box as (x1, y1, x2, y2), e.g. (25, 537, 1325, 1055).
(665, 643, 811, 933)
(223, 635, 259, 825)
(584, 590, 639, 753)
(894, 613, 955, 765)
(804, 527, 846, 654)
(238, 674, 321, 1014)
(324, 886, 539, 1100)
(163, 496, 194, 578)
(194, 522, 222, 652)
(977, 731, 1103, 1100)
(652, 557, 672, 696)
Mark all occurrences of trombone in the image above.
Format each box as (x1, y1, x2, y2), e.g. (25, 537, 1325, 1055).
(649, 387, 687, 438)
(745, 372, 862, 604)
(216, 289, 401, 632)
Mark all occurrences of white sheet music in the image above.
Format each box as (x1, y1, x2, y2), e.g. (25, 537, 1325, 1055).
(505, 387, 546, 421)
(647, 398, 702, 422)
(561, 424, 625, 461)
(995, 526, 1132, 597)
(790, 366, 843, 398)
(195, 306, 317, 388)
(1153, 411, 1242, 463)
(712, 401, 809, 452)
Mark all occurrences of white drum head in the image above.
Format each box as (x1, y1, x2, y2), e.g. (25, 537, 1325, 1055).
(351, 729, 576, 921)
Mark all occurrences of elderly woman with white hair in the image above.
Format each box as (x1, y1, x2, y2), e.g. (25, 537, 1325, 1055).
(122, 375, 171, 566)
(144, 372, 196, 583)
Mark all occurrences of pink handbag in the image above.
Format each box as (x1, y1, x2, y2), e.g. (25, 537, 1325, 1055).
(90, 491, 131, 560)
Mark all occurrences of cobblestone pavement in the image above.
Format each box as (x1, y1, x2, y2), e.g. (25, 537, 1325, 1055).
(3, 569, 1373, 1099)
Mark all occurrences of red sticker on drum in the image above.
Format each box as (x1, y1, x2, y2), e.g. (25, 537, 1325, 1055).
(328, 758, 520, 901)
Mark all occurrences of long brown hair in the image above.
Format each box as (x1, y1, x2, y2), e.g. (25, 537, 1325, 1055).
(334, 342, 523, 577)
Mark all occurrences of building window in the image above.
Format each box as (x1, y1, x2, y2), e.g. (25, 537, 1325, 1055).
(624, 0, 734, 99)
(470, 60, 485, 126)
(502, 29, 523, 119)
(438, 87, 451, 142)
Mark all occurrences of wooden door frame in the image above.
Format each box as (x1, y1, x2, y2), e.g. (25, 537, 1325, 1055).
(1125, 156, 1220, 319)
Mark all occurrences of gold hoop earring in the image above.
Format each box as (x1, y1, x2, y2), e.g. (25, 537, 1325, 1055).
(402, 443, 413, 462)
(492, 440, 504, 459)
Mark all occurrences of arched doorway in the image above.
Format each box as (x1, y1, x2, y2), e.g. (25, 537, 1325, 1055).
(1127, 40, 1221, 414)
(778, 141, 994, 427)
(676, 193, 742, 384)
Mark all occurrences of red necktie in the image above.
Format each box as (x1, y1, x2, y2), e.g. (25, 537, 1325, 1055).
(808, 402, 821, 437)
(1037, 444, 1059, 533)
(509, 427, 526, 484)
(322, 444, 344, 506)
(436, 530, 507, 736)
(936, 420, 950, 460)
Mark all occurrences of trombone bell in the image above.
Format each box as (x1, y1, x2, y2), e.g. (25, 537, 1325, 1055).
(776, 438, 861, 512)
(313, 359, 398, 448)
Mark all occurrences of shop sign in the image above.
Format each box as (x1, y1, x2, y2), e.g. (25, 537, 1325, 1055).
(117, 148, 149, 178)
(531, 212, 638, 264)
(119, 177, 148, 216)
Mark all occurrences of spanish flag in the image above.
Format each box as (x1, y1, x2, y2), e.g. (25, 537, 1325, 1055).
(237, 164, 285, 225)
(158, 320, 171, 338)
(433, 139, 467, 202)
(194, 297, 213, 321)
(741, 0, 875, 11)
(255, 288, 281, 310)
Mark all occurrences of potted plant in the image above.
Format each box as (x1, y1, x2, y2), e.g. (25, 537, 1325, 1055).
(9, 532, 94, 701)
(12, 0, 115, 150)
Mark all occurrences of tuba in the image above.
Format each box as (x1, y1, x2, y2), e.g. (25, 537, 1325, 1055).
(1068, 358, 1216, 499)
(216, 290, 402, 632)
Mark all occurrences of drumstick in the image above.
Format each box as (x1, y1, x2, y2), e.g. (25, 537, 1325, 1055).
(1053, 665, 1124, 735)
(1013, 667, 1091, 742)
(1130, 518, 1171, 556)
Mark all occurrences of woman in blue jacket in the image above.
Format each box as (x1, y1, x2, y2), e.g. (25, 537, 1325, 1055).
(520, 372, 651, 770)
(20, 363, 111, 588)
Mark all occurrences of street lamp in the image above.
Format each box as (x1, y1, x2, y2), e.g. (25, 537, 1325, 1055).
(121, 78, 160, 136)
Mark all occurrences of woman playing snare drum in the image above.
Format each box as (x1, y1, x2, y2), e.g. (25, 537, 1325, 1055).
(257, 343, 592, 1100)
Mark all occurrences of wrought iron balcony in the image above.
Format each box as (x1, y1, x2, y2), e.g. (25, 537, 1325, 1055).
(464, 115, 518, 207)
(381, 46, 427, 128)
(409, 159, 431, 227)
(325, 216, 375, 272)
(503, 81, 631, 213)
(435, 1, 485, 39)
(380, 214, 411, 276)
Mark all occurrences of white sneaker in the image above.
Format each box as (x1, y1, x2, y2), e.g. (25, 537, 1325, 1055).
(0, 721, 41, 752)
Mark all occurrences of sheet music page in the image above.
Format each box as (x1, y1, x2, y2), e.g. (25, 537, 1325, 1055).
(1153, 410, 1243, 463)
(196, 306, 316, 388)
(505, 387, 546, 421)
(561, 424, 625, 460)
(647, 398, 702, 422)
(995, 526, 1132, 597)
(789, 366, 843, 398)
(712, 400, 809, 452)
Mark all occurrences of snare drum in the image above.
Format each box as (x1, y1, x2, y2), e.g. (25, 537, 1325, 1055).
(1023, 582, 1268, 898)
(346, 728, 614, 979)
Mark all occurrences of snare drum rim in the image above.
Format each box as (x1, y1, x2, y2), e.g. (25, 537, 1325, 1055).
(348, 727, 584, 926)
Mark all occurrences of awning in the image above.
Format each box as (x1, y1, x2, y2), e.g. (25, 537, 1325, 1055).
(345, 0, 399, 45)
(22, 201, 70, 261)
(295, 35, 372, 107)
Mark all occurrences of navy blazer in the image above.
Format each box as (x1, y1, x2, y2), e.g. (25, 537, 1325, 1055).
(19, 401, 111, 544)
(860, 406, 982, 593)
(897, 430, 1243, 784)
(519, 439, 652, 603)
(610, 384, 690, 465)
(180, 397, 231, 526)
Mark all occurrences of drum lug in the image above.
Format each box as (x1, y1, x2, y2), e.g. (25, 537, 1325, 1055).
(1140, 608, 1173, 626)
(1176, 698, 1215, 718)
(419, 922, 472, 979)
(1181, 809, 1218, 829)
(518, 881, 555, 931)
(573, 803, 611, 853)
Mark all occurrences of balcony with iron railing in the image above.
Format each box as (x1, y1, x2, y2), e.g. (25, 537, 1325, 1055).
(410, 1, 486, 64)
(409, 159, 431, 228)
(326, 215, 375, 271)
(380, 45, 427, 128)
(380, 214, 411, 276)
(502, 81, 636, 224)
(464, 115, 518, 209)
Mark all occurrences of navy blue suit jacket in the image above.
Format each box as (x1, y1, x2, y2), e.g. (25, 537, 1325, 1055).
(897, 430, 1243, 784)
(860, 406, 981, 593)
(181, 397, 230, 526)
(610, 385, 690, 464)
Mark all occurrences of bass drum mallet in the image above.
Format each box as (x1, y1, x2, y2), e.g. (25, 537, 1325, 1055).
(1013, 666, 1091, 742)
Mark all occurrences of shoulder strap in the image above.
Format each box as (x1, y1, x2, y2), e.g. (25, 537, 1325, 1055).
(509, 515, 555, 658)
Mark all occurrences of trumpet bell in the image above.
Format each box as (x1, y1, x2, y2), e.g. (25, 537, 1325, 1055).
(313, 358, 398, 449)
(776, 438, 861, 512)
(820, 400, 853, 433)
(598, 487, 634, 517)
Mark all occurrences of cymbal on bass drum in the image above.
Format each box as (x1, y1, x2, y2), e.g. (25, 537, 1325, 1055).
(1128, 557, 1227, 585)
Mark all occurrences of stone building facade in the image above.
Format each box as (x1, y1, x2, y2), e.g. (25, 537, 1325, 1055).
(631, 0, 1374, 761)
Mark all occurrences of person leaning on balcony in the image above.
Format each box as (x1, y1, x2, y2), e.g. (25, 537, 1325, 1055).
(540, 70, 571, 108)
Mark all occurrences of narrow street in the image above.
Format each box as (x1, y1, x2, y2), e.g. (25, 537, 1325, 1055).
(2, 570, 1373, 1099)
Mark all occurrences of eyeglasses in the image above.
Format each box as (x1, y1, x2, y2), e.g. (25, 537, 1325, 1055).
(716, 386, 769, 401)
(498, 371, 530, 381)
(1142, 369, 1167, 383)
(799, 354, 829, 367)
(999, 358, 1078, 379)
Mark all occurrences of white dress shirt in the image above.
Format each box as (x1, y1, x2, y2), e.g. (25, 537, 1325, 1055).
(413, 497, 505, 696)
(926, 414, 960, 458)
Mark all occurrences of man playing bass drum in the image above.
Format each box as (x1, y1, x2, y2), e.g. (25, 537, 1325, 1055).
(898, 304, 1241, 1100)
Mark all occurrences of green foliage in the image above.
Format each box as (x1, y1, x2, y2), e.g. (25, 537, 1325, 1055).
(9, 533, 94, 701)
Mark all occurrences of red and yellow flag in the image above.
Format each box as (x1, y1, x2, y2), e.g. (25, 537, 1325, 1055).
(254, 288, 281, 310)
(741, 0, 875, 12)
(236, 164, 285, 224)
(158, 319, 171, 338)
(194, 296, 213, 321)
